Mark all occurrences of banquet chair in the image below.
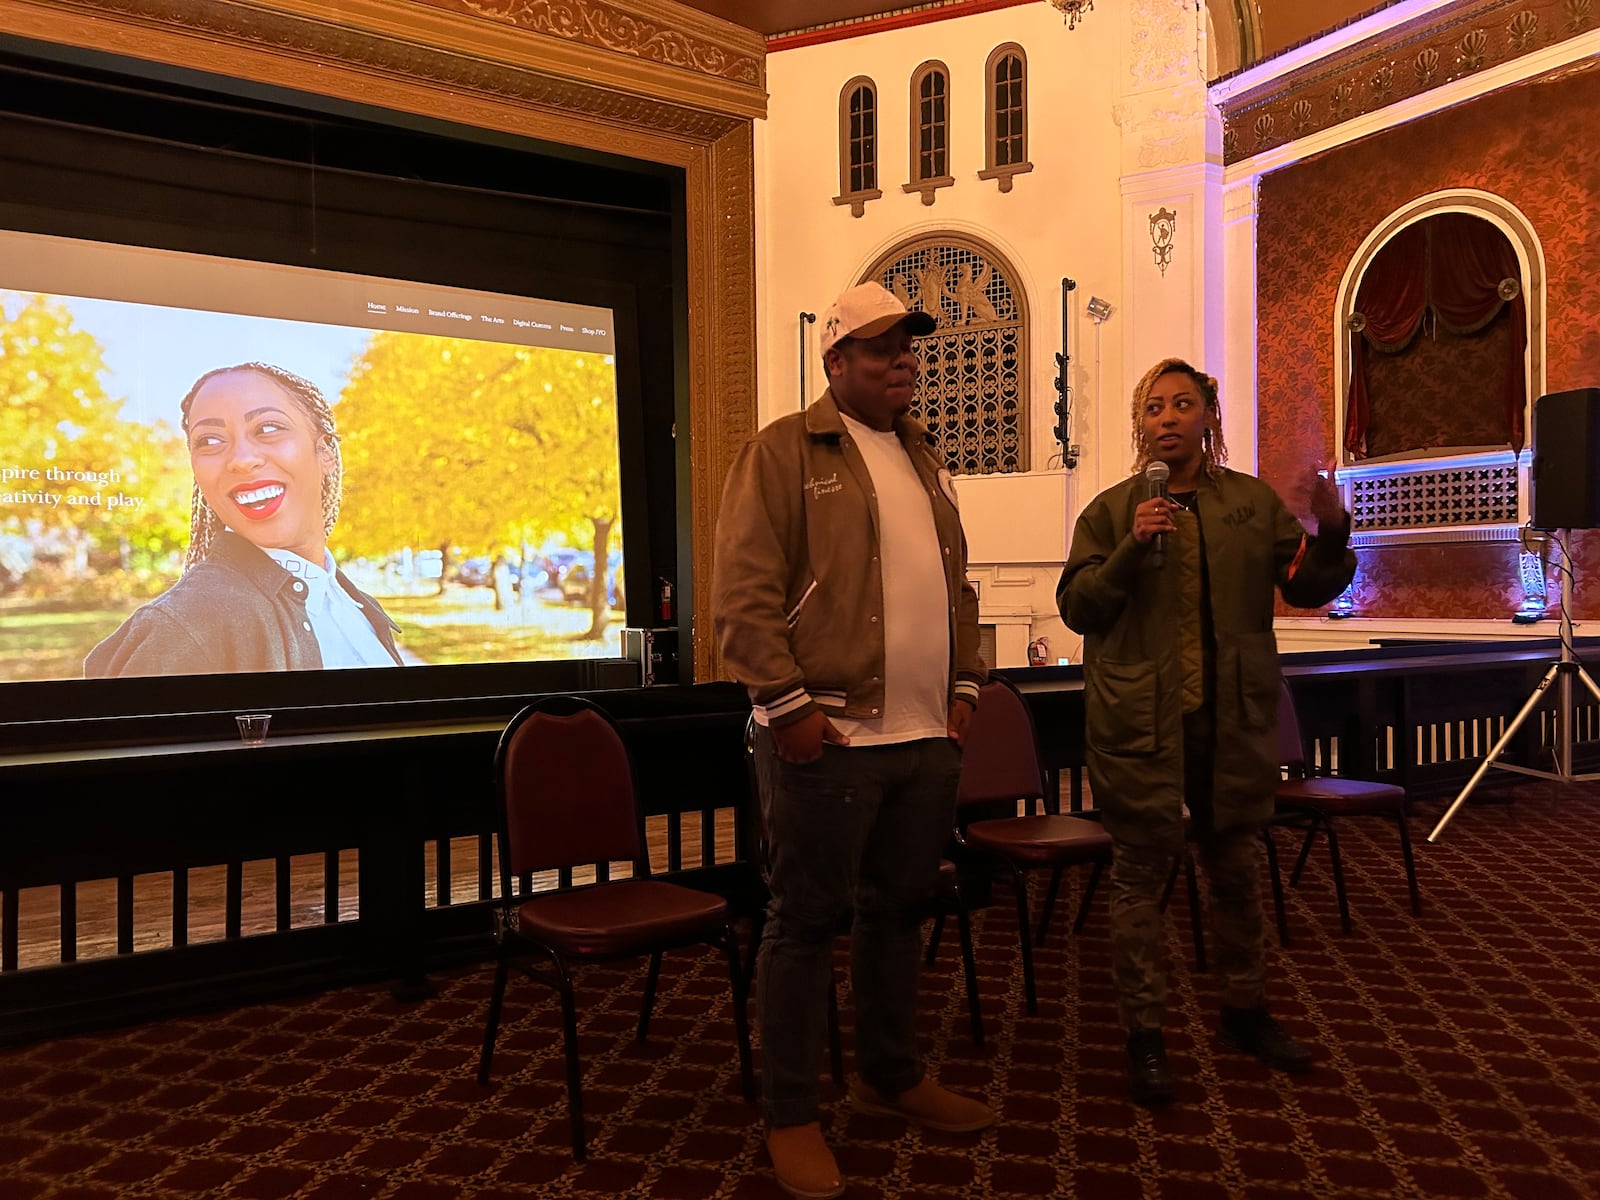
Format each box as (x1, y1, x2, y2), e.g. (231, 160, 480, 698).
(1271, 681, 1421, 933)
(476, 695, 753, 1160)
(953, 676, 1113, 1014)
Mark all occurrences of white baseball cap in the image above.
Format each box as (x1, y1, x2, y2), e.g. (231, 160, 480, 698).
(819, 282, 937, 356)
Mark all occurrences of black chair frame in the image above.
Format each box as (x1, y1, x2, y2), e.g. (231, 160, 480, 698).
(477, 695, 753, 1160)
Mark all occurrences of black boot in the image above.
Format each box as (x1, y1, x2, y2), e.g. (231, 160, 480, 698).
(1218, 1006, 1313, 1073)
(1125, 1028, 1175, 1106)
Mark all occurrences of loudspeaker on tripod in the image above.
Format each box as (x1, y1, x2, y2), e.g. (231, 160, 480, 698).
(1531, 387, 1600, 530)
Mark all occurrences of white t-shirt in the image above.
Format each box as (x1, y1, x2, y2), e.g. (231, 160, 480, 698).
(832, 414, 949, 745)
(264, 547, 398, 669)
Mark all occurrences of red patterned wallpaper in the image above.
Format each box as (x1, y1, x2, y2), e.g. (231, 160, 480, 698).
(1258, 65, 1600, 620)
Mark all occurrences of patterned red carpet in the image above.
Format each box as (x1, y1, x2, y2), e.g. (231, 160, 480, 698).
(3, 785, 1600, 1199)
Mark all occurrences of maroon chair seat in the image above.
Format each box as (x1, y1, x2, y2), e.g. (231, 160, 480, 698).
(952, 676, 1114, 1015)
(965, 814, 1111, 865)
(477, 697, 753, 1162)
(517, 879, 733, 958)
(1275, 775, 1406, 816)
(1270, 681, 1421, 934)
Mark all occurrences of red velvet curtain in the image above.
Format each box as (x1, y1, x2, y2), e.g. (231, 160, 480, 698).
(1427, 212, 1527, 452)
(1346, 223, 1427, 459)
(1345, 214, 1526, 459)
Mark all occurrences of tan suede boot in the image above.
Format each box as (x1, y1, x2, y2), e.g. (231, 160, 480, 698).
(850, 1077, 996, 1132)
(765, 1122, 845, 1200)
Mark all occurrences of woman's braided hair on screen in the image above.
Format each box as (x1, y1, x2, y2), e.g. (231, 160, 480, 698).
(179, 363, 341, 569)
(1129, 356, 1228, 478)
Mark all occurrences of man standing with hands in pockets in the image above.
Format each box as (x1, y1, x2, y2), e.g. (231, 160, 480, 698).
(1059, 357, 1356, 1107)
(714, 282, 994, 1199)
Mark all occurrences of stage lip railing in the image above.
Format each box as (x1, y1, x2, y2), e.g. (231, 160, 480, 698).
(3, 642, 1596, 1042)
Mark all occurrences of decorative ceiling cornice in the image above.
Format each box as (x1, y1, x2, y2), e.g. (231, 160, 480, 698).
(9, 0, 767, 123)
(1215, 0, 1598, 165)
(421, 0, 763, 87)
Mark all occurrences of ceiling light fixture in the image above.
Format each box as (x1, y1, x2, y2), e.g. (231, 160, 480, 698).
(1049, 0, 1094, 30)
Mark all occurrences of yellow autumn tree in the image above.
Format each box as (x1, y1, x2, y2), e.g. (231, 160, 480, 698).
(333, 333, 623, 635)
(0, 293, 189, 593)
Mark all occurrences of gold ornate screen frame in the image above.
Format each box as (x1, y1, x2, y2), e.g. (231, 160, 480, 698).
(0, 0, 763, 682)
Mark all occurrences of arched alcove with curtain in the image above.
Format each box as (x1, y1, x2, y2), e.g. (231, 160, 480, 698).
(1333, 192, 1544, 537)
(1346, 212, 1527, 462)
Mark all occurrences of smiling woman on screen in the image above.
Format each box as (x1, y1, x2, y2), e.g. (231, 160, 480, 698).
(84, 363, 404, 677)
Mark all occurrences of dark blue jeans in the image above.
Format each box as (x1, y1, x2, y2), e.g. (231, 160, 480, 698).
(752, 729, 962, 1127)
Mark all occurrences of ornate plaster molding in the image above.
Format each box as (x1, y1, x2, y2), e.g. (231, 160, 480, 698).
(427, 0, 762, 86)
(1113, 87, 1210, 171)
(8, 0, 765, 123)
(1222, 177, 1259, 224)
(1126, 0, 1202, 91)
(1149, 206, 1178, 276)
(1215, 0, 1597, 166)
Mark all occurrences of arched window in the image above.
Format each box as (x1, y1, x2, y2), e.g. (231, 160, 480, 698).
(834, 76, 881, 218)
(1334, 191, 1543, 535)
(904, 61, 953, 206)
(980, 45, 1032, 193)
(866, 235, 1030, 475)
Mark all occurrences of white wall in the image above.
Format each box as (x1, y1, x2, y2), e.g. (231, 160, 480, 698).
(755, 4, 1137, 665)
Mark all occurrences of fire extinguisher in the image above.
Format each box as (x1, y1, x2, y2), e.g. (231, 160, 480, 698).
(1028, 637, 1049, 666)
(658, 578, 674, 623)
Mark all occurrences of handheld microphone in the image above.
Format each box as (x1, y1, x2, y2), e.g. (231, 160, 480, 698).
(1145, 460, 1170, 567)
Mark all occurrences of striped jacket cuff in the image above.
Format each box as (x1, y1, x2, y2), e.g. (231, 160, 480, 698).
(754, 687, 812, 726)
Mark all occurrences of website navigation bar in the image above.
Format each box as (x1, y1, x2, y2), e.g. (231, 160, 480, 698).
(2, 230, 617, 355)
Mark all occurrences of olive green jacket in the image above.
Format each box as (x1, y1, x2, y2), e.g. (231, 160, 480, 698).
(1057, 468, 1356, 848)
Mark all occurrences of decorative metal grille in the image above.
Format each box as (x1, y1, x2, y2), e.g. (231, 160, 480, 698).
(869, 237, 1027, 475)
(1349, 464, 1520, 530)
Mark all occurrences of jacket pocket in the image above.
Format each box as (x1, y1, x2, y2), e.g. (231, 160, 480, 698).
(1223, 631, 1281, 732)
(786, 579, 818, 627)
(788, 581, 836, 689)
(1085, 658, 1158, 755)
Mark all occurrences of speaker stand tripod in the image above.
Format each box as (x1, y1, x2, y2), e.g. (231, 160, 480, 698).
(1430, 533, 1600, 841)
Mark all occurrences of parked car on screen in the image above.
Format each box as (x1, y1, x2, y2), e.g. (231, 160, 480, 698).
(455, 557, 492, 588)
(514, 563, 550, 593)
(560, 551, 624, 608)
(546, 548, 582, 582)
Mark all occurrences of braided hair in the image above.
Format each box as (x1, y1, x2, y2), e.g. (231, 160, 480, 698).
(1129, 356, 1229, 479)
(179, 363, 341, 570)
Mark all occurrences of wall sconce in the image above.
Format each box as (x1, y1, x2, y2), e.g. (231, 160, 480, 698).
(1327, 587, 1357, 619)
(1086, 296, 1114, 323)
(1512, 531, 1551, 623)
(1049, 0, 1094, 29)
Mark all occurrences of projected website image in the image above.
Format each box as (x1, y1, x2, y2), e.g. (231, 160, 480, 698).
(0, 291, 625, 683)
